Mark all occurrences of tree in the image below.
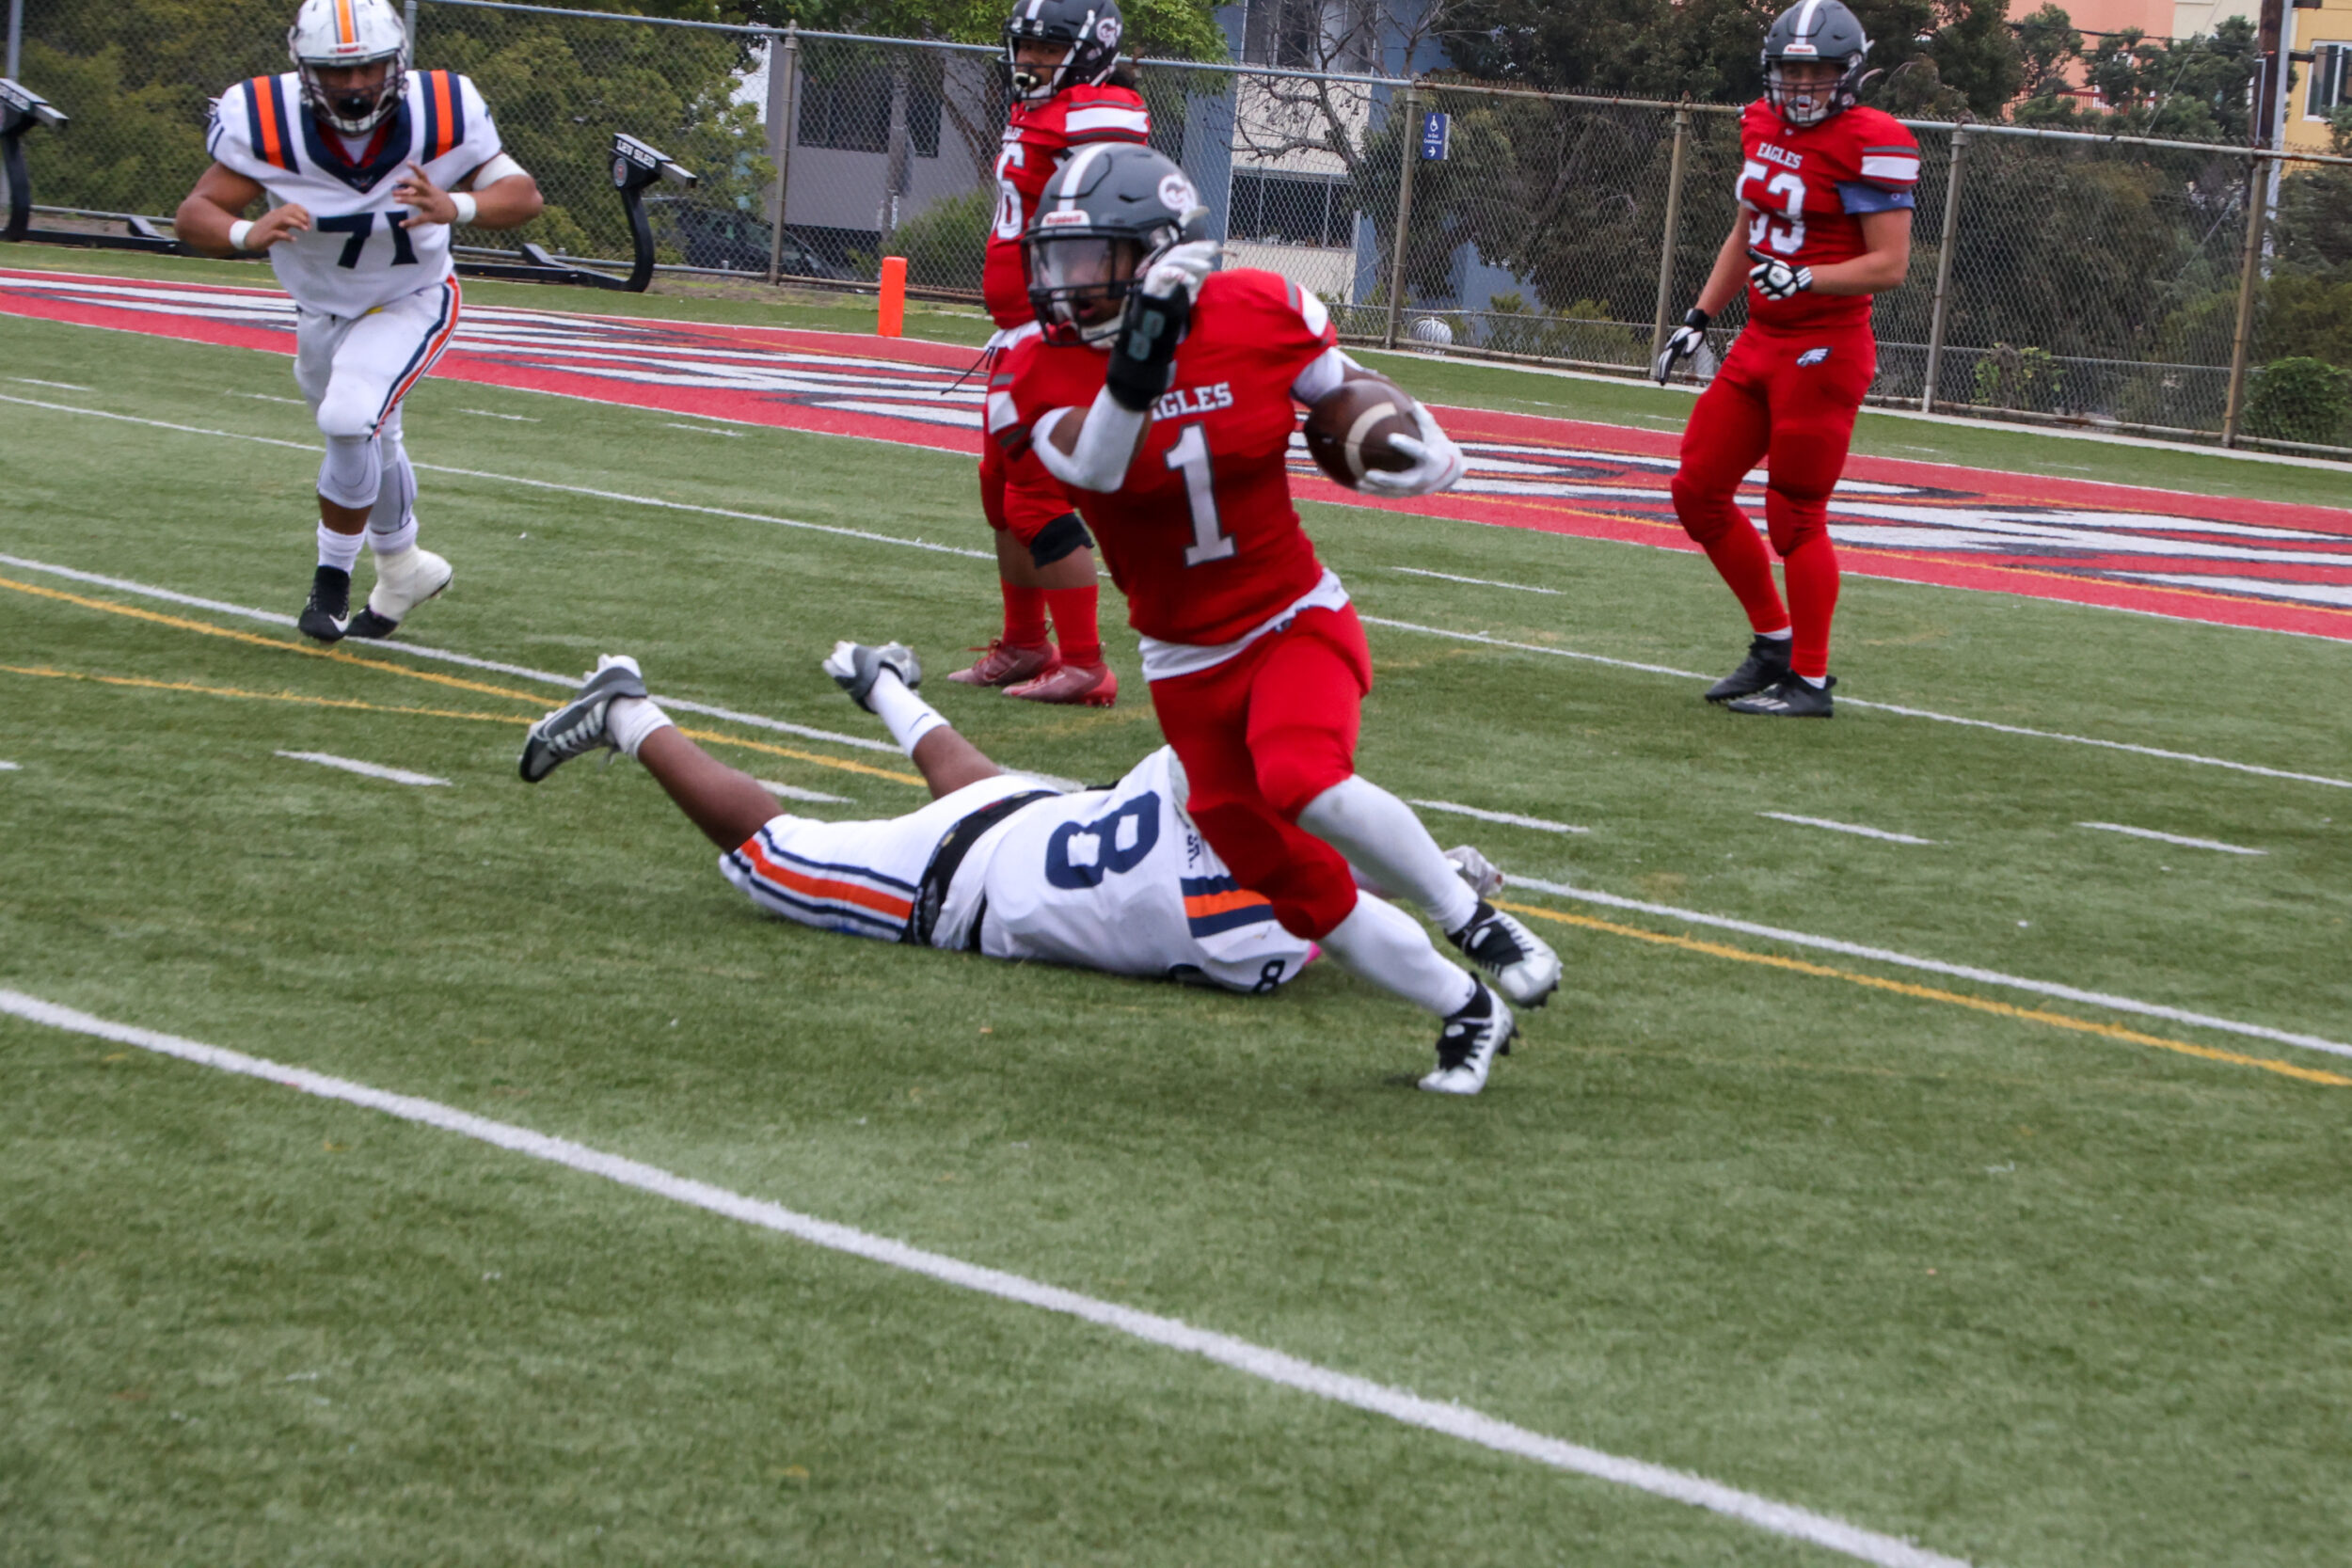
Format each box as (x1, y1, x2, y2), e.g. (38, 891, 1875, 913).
(2012, 3, 2079, 100)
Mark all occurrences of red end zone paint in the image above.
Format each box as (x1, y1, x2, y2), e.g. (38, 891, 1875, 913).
(8, 266, 2349, 641)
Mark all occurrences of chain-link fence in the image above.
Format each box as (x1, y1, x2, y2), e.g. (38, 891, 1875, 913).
(10, 0, 2351, 455)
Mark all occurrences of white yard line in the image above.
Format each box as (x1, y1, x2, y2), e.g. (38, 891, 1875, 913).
(1390, 567, 1563, 595)
(0, 552, 904, 755)
(276, 751, 450, 786)
(0, 989, 1971, 1568)
(758, 780, 852, 804)
(1357, 615, 2352, 792)
(230, 391, 304, 404)
(10, 376, 91, 390)
(2077, 822, 2268, 856)
(7, 394, 2344, 793)
(1509, 876, 2350, 1061)
(0, 761, 19, 770)
(1411, 799, 1588, 834)
(460, 408, 539, 421)
(664, 421, 743, 436)
(1759, 812, 1937, 845)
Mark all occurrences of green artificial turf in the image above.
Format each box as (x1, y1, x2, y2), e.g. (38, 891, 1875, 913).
(4, 285, 2351, 1568)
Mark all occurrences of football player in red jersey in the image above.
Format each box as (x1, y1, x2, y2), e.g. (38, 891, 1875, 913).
(1655, 0, 1919, 717)
(992, 144, 1563, 1095)
(950, 0, 1152, 706)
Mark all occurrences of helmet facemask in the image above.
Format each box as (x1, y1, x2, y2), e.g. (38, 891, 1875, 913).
(297, 53, 405, 134)
(1025, 229, 1162, 344)
(1765, 55, 1862, 127)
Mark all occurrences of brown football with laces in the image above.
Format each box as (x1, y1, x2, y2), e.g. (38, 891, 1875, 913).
(1301, 376, 1418, 488)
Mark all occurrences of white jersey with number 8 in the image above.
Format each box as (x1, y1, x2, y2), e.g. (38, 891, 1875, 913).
(207, 68, 503, 317)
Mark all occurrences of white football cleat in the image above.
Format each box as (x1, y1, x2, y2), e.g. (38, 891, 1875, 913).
(1447, 900, 1562, 1008)
(1421, 985, 1515, 1096)
(347, 546, 453, 640)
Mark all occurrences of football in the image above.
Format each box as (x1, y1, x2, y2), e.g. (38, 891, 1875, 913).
(1302, 377, 1419, 487)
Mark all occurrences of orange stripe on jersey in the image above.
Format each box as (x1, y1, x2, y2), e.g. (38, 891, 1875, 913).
(252, 77, 288, 167)
(743, 839, 914, 921)
(1184, 888, 1272, 920)
(432, 71, 457, 156)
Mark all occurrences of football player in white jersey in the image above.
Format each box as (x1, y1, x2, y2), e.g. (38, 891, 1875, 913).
(515, 643, 1514, 1067)
(174, 0, 542, 643)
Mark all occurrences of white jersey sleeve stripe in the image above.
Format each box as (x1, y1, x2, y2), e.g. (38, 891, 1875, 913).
(1062, 105, 1151, 137)
(1859, 153, 1920, 184)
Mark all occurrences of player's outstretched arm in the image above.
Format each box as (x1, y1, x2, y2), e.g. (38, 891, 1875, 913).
(395, 159, 544, 231)
(174, 165, 309, 258)
(1655, 214, 1756, 382)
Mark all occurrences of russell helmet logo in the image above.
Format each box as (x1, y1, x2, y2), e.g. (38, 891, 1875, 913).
(1796, 346, 1831, 366)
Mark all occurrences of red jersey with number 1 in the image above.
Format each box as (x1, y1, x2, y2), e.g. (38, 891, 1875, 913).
(1736, 99, 1919, 332)
(993, 268, 1338, 649)
(982, 85, 1152, 328)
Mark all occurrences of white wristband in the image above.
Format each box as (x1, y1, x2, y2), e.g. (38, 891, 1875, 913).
(228, 219, 255, 251)
(449, 192, 478, 226)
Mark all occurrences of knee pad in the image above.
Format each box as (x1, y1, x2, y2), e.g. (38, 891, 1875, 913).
(1763, 489, 1830, 558)
(1027, 512, 1093, 569)
(317, 434, 383, 511)
(315, 383, 382, 443)
(1255, 729, 1357, 824)
(1670, 472, 1741, 545)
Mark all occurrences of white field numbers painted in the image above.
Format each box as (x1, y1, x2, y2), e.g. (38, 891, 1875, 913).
(1740, 161, 1806, 256)
(1168, 424, 1235, 565)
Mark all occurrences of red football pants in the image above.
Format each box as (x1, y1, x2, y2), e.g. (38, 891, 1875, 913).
(1147, 605, 1373, 942)
(977, 436, 1077, 546)
(1669, 323, 1875, 679)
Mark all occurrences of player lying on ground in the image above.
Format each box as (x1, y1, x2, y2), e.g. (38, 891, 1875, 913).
(990, 143, 1563, 1094)
(951, 0, 1152, 707)
(514, 644, 1516, 1053)
(175, 0, 543, 645)
(1653, 0, 1918, 718)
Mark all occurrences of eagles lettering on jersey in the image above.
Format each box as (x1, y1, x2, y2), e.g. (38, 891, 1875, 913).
(997, 269, 1339, 652)
(983, 84, 1151, 327)
(1735, 98, 1919, 330)
(207, 68, 504, 316)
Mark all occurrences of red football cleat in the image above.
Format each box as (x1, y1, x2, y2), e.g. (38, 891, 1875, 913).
(946, 639, 1057, 687)
(1004, 659, 1119, 707)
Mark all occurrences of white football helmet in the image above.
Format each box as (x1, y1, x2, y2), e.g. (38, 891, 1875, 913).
(287, 0, 409, 135)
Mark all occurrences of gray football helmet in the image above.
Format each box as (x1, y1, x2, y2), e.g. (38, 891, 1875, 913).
(1003, 0, 1125, 103)
(1024, 143, 1209, 344)
(1761, 0, 1870, 127)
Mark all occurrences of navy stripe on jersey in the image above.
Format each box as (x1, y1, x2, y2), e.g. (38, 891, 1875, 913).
(752, 837, 919, 894)
(300, 98, 414, 192)
(418, 71, 467, 159)
(372, 279, 460, 431)
(243, 76, 298, 171)
(1180, 874, 1280, 938)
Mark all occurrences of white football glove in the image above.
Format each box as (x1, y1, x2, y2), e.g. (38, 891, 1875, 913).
(1444, 846, 1505, 899)
(1747, 249, 1813, 302)
(1137, 240, 1220, 304)
(1357, 401, 1466, 499)
(1652, 308, 1709, 384)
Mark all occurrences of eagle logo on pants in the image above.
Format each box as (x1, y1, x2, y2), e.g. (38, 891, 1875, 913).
(1796, 346, 1832, 366)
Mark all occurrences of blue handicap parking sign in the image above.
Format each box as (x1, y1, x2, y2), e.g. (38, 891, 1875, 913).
(1420, 109, 1450, 161)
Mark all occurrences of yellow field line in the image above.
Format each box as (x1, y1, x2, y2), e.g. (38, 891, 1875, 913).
(1, 576, 922, 786)
(1, 663, 530, 724)
(1496, 899, 2351, 1088)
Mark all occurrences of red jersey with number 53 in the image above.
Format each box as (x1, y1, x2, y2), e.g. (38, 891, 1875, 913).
(1736, 99, 1919, 332)
(993, 268, 1338, 649)
(983, 85, 1152, 327)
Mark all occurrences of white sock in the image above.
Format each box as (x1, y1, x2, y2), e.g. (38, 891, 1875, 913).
(316, 524, 364, 574)
(1295, 775, 1479, 934)
(605, 695, 675, 757)
(868, 670, 948, 756)
(1800, 673, 1828, 689)
(1319, 895, 1479, 1018)
(1757, 626, 1792, 641)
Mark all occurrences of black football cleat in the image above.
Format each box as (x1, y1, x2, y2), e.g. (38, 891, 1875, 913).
(1726, 673, 1836, 717)
(1704, 634, 1792, 703)
(297, 565, 352, 643)
(518, 657, 649, 782)
(1421, 984, 1517, 1096)
(1447, 900, 1562, 1007)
